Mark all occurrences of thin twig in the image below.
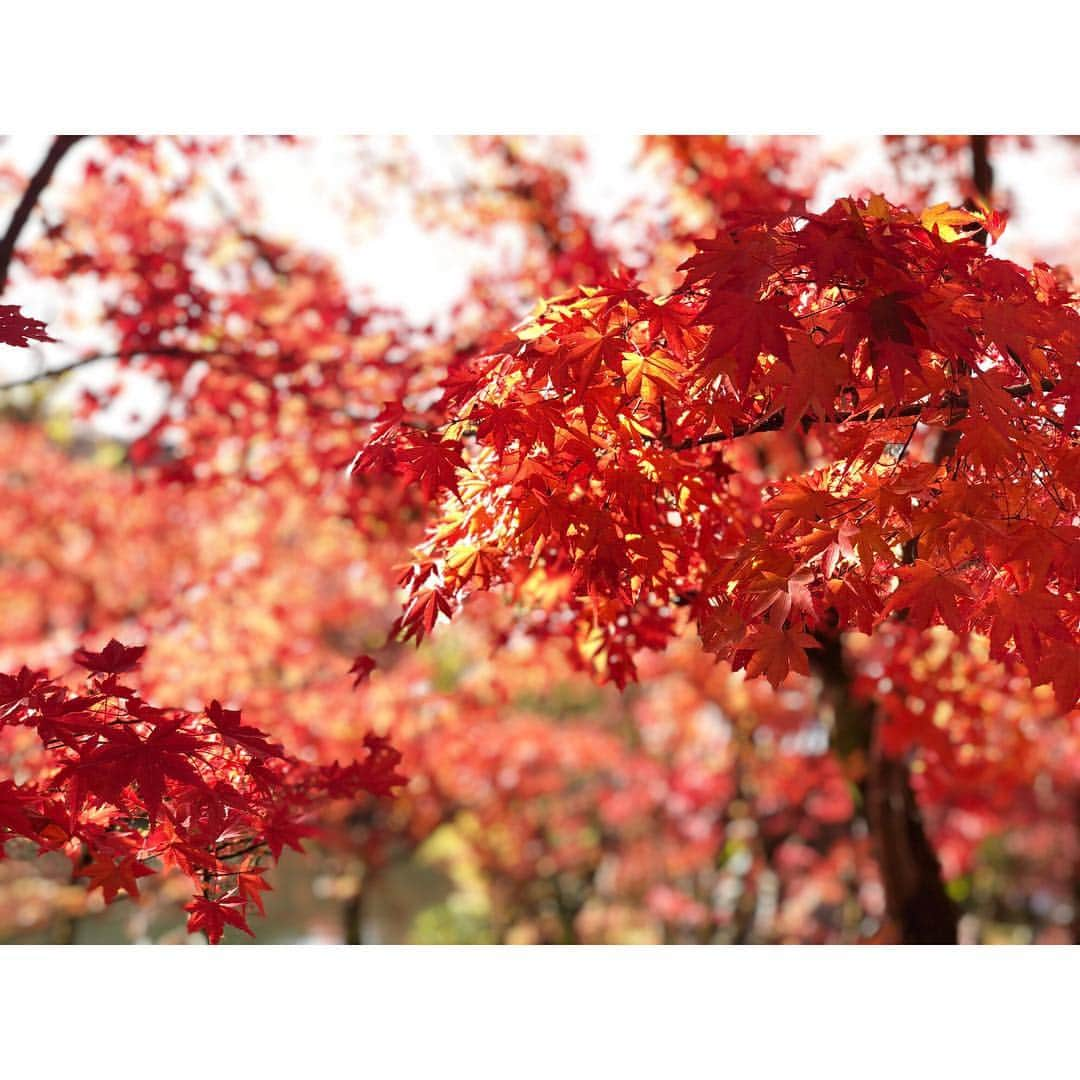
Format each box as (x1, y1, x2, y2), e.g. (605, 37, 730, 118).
(0, 347, 211, 391)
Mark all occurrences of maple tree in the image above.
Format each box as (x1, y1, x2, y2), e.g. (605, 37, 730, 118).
(354, 139, 1079, 943)
(1, 134, 1078, 944)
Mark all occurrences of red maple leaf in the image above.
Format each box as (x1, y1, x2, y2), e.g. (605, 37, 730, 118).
(205, 700, 284, 759)
(886, 560, 973, 633)
(79, 853, 154, 904)
(32, 691, 106, 748)
(0, 780, 37, 840)
(738, 625, 820, 689)
(184, 895, 255, 944)
(144, 819, 222, 877)
(395, 435, 465, 499)
(559, 322, 628, 396)
(347, 655, 376, 689)
(258, 806, 319, 860)
(697, 291, 795, 394)
(236, 867, 272, 916)
(0, 305, 54, 349)
(393, 587, 455, 646)
(72, 639, 147, 675)
(0, 666, 47, 710)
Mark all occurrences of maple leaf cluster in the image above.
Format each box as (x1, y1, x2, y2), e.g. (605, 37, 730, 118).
(0, 640, 404, 943)
(11, 144, 438, 502)
(359, 194, 1078, 710)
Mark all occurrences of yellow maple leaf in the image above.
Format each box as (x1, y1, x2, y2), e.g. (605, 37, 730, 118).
(621, 350, 684, 402)
(920, 202, 978, 242)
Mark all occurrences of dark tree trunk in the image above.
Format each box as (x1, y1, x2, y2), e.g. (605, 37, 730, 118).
(967, 135, 995, 246)
(343, 880, 365, 945)
(53, 913, 80, 945)
(813, 633, 958, 944)
(969, 135, 994, 204)
(865, 747, 958, 943)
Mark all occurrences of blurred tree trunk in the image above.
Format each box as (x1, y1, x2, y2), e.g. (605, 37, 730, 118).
(343, 891, 364, 945)
(342, 866, 372, 945)
(53, 913, 80, 945)
(865, 745, 958, 943)
(814, 633, 958, 943)
(969, 136, 993, 210)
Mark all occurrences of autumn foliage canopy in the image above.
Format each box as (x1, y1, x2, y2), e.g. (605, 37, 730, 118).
(0, 134, 1077, 944)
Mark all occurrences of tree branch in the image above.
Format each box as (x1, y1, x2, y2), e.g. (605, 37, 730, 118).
(970, 135, 994, 204)
(0, 135, 85, 295)
(0, 347, 212, 391)
(664, 378, 1057, 452)
(969, 135, 994, 246)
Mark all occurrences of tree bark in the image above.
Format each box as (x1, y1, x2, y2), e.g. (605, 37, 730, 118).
(813, 633, 958, 944)
(969, 135, 994, 204)
(864, 746, 958, 943)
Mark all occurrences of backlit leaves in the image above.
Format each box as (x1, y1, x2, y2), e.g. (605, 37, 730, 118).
(368, 194, 1078, 703)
